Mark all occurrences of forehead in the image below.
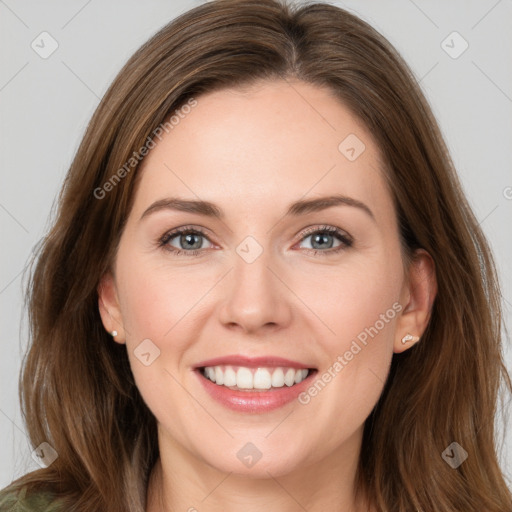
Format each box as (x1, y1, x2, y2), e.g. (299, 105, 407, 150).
(132, 79, 391, 222)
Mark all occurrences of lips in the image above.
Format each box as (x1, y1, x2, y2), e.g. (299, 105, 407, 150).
(194, 355, 312, 369)
(193, 355, 317, 413)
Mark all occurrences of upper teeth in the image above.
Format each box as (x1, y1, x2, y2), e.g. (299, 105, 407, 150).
(202, 366, 309, 390)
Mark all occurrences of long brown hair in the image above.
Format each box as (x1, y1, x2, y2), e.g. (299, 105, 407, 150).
(3, 0, 511, 510)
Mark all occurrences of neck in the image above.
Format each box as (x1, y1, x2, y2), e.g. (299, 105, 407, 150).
(146, 426, 371, 512)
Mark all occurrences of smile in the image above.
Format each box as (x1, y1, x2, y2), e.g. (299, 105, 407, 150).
(193, 355, 317, 412)
(201, 365, 310, 391)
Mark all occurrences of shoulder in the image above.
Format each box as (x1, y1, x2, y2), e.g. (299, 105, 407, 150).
(0, 484, 58, 512)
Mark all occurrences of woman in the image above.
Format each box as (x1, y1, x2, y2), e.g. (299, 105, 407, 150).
(1, 0, 510, 511)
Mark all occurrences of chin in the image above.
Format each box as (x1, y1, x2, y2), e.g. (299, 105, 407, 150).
(198, 443, 311, 479)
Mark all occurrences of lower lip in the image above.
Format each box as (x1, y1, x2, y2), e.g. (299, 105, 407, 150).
(195, 369, 316, 413)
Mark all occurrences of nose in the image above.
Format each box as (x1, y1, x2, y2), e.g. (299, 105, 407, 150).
(218, 243, 293, 335)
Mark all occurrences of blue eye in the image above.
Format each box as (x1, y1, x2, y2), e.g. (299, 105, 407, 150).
(159, 226, 212, 256)
(158, 224, 353, 257)
(297, 225, 353, 256)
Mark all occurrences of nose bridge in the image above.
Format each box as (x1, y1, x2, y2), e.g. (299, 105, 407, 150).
(219, 234, 291, 331)
(234, 235, 273, 292)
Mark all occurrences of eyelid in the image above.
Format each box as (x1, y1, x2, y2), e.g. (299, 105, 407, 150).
(161, 225, 211, 239)
(297, 224, 352, 242)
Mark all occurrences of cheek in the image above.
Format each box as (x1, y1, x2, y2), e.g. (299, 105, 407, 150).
(115, 258, 198, 425)
(116, 250, 205, 342)
(294, 252, 403, 352)
(115, 251, 221, 406)
(294, 253, 401, 418)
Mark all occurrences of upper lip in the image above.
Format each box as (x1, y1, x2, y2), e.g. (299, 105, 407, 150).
(194, 355, 314, 370)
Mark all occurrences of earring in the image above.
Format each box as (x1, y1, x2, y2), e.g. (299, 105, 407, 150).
(401, 333, 420, 344)
(110, 330, 118, 337)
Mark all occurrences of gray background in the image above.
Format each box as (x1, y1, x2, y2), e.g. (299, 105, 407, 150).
(1, 0, 511, 491)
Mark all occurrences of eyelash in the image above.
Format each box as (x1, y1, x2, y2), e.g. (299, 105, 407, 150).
(158, 224, 353, 257)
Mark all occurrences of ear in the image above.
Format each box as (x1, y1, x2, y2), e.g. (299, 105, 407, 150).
(97, 271, 126, 344)
(394, 248, 437, 353)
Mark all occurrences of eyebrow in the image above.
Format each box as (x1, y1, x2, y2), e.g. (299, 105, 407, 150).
(139, 194, 375, 222)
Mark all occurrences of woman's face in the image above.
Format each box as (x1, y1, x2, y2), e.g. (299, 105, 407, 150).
(99, 79, 434, 479)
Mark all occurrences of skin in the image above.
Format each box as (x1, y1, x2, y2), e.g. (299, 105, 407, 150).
(98, 79, 437, 512)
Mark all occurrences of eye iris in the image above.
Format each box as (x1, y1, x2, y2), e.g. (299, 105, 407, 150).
(168, 229, 343, 253)
(181, 233, 202, 250)
(311, 232, 334, 250)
